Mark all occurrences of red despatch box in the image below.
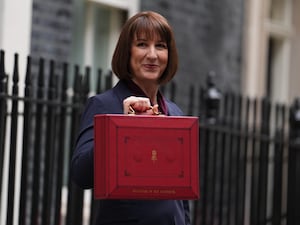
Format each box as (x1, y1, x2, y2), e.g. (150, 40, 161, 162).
(94, 114, 199, 200)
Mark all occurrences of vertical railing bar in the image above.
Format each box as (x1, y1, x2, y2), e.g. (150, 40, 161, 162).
(54, 62, 68, 225)
(0, 49, 8, 217)
(287, 102, 295, 225)
(229, 93, 240, 225)
(96, 68, 102, 94)
(217, 92, 229, 225)
(200, 126, 210, 225)
(192, 126, 201, 225)
(6, 53, 19, 225)
(104, 70, 112, 91)
(240, 97, 250, 225)
(257, 98, 271, 224)
(250, 98, 258, 225)
(281, 105, 289, 224)
(233, 94, 242, 225)
(287, 98, 300, 225)
(225, 93, 235, 225)
(271, 104, 284, 225)
(214, 126, 223, 225)
(209, 126, 218, 225)
(41, 59, 56, 225)
(187, 85, 194, 116)
(52, 71, 61, 225)
(19, 55, 32, 225)
(30, 57, 45, 225)
(83, 66, 90, 101)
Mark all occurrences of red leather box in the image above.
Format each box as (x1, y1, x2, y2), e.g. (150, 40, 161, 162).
(94, 114, 199, 199)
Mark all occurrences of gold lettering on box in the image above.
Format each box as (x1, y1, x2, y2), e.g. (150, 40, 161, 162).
(132, 189, 176, 194)
(159, 189, 176, 194)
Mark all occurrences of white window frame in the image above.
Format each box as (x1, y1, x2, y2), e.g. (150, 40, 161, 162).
(84, 0, 140, 67)
(242, 0, 299, 103)
(83, 0, 140, 89)
(88, 0, 140, 17)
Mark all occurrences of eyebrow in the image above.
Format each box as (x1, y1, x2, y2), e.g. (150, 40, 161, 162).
(135, 37, 166, 43)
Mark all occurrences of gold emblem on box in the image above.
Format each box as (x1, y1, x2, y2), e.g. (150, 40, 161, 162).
(151, 150, 157, 162)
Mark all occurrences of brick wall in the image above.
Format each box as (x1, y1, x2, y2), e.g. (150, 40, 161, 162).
(30, 0, 74, 77)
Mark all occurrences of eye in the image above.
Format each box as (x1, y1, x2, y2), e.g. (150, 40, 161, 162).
(156, 43, 167, 49)
(136, 42, 147, 48)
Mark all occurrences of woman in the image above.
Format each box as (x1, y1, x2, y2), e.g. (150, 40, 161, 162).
(71, 11, 191, 225)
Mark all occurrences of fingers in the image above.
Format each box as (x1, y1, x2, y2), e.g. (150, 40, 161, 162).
(149, 104, 160, 115)
(123, 97, 160, 115)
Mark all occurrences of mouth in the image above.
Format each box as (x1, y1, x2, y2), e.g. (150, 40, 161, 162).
(143, 64, 159, 70)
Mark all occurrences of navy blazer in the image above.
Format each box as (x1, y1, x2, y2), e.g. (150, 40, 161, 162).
(71, 80, 191, 225)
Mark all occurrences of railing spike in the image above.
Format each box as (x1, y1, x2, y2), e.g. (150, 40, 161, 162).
(13, 53, 19, 84)
(38, 58, 45, 87)
(96, 68, 102, 93)
(0, 50, 5, 79)
(62, 62, 68, 91)
(49, 59, 55, 88)
(25, 56, 32, 86)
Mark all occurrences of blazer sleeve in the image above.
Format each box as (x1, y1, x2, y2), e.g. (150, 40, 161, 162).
(71, 96, 107, 189)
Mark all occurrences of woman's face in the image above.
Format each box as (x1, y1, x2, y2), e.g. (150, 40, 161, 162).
(130, 33, 168, 85)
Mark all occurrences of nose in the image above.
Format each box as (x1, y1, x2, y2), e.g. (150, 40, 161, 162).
(146, 45, 157, 59)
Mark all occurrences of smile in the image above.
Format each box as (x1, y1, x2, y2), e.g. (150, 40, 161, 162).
(143, 64, 159, 69)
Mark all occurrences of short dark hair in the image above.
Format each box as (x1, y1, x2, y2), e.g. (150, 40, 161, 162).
(111, 11, 178, 84)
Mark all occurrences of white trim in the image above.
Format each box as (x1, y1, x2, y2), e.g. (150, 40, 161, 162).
(242, 0, 266, 98)
(89, 0, 130, 9)
(266, 0, 293, 103)
(242, 0, 297, 103)
(0, 0, 32, 90)
(272, 40, 291, 102)
(283, 0, 293, 25)
(83, 0, 140, 87)
(84, 3, 96, 66)
(0, 0, 4, 47)
(87, 0, 140, 17)
(0, 0, 32, 57)
(265, 21, 293, 38)
(289, 0, 300, 102)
